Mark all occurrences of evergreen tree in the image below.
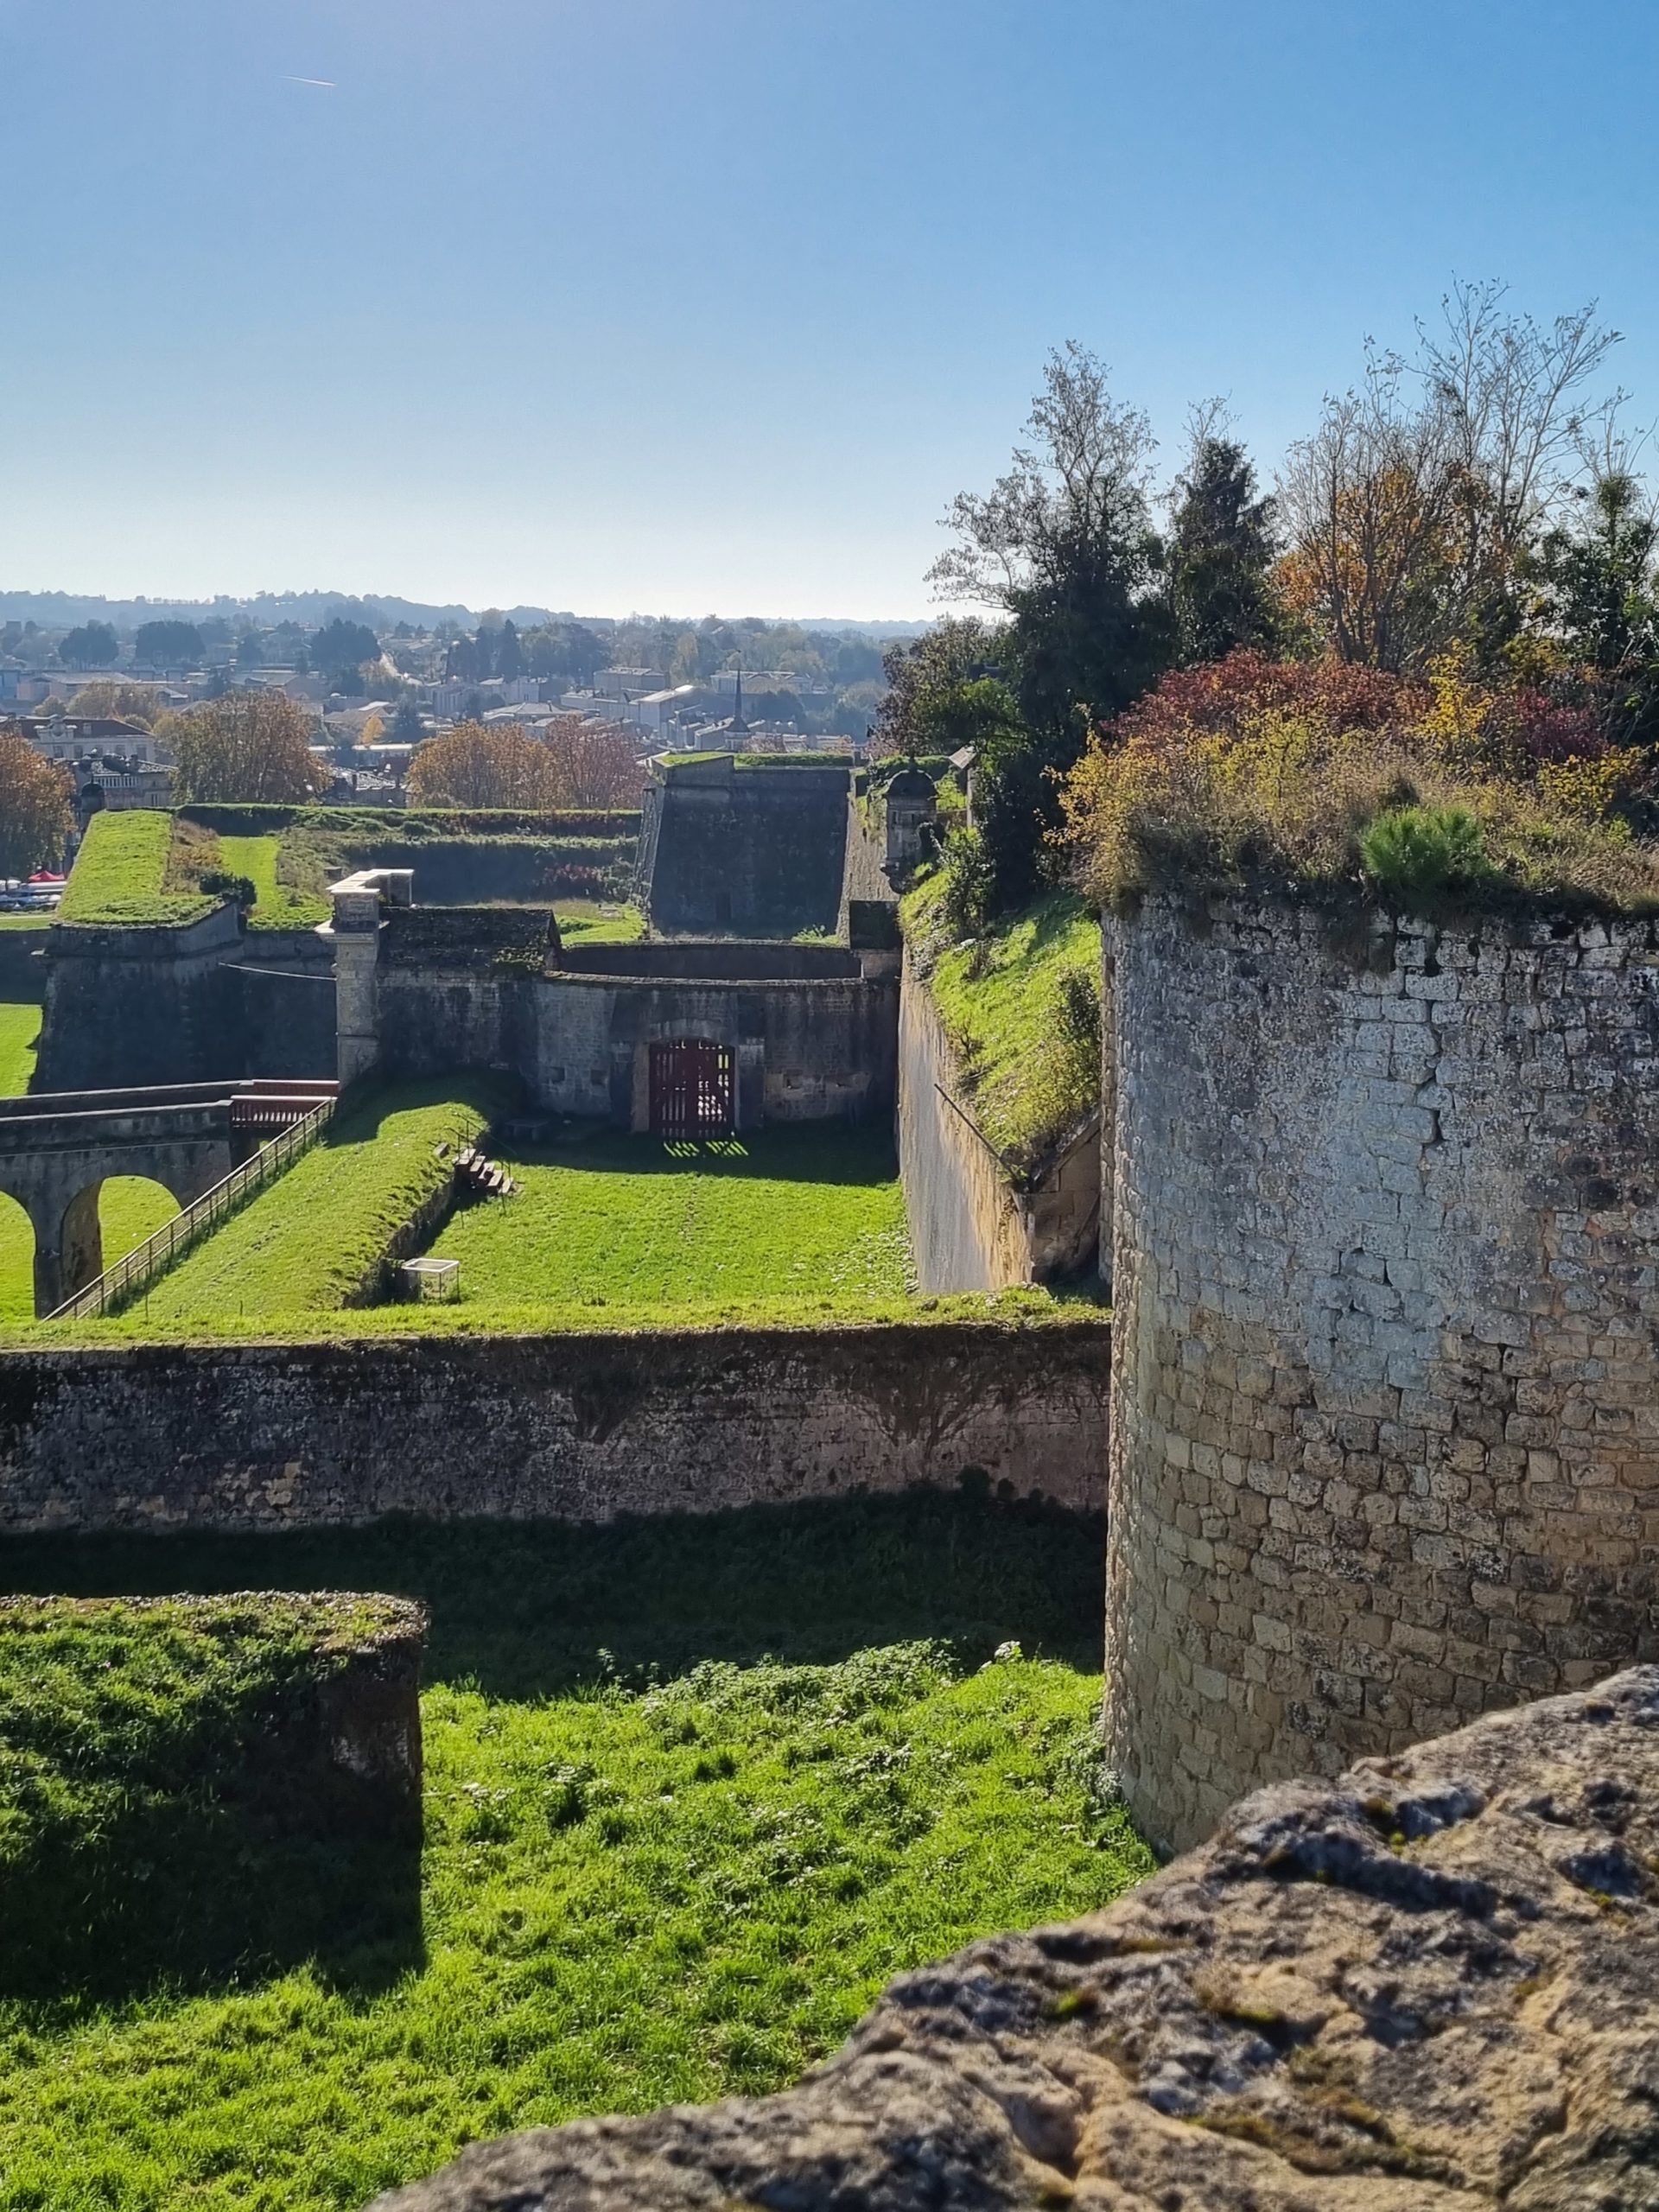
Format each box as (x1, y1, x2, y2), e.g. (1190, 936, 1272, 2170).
(495, 619, 524, 682)
(1167, 428, 1280, 664)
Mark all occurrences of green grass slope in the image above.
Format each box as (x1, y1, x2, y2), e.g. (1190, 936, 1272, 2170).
(0, 1001, 40, 1096)
(131, 1080, 499, 1325)
(425, 1125, 912, 1318)
(902, 878, 1102, 1169)
(57, 812, 216, 928)
(215, 833, 332, 930)
(0, 1494, 1142, 2211)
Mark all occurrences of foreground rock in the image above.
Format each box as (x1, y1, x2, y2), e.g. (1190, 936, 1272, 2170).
(375, 1669, 1659, 2209)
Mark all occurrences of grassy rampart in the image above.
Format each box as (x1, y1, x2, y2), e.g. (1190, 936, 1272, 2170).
(0, 1592, 418, 2000)
(902, 876, 1102, 1168)
(167, 806, 641, 930)
(125, 1078, 503, 1325)
(0, 1492, 1143, 2209)
(57, 811, 216, 927)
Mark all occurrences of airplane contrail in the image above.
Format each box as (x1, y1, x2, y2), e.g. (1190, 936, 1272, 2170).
(284, 75, 336, 88)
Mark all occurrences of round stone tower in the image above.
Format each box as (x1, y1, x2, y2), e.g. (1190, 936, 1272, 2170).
(1105, 890, 1659, 1853)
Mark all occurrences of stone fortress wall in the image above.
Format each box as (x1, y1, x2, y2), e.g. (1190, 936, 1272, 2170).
(0, 1322, 1108, 1533)
(898, 954, 1099, 1293)
(1104, 890, 1659, 1852)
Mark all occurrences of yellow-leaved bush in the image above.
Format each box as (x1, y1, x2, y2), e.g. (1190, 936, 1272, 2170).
(1059, 650, 1659, 918)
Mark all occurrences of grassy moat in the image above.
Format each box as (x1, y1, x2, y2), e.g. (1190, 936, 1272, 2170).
(0, 1496, 1139, 2212)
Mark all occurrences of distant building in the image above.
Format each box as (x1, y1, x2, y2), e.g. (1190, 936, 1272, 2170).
(594, 667, 667, 702)
(22, 716, 173, 767)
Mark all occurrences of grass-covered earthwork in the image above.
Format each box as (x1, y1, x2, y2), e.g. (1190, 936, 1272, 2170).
(424, 1124, 912, 1318)
(0, 1493, 1138, 2212)
(0, 1592, 418, 1999)
(57, 812, 216, 928)
(123, 1078, 501, 1326)
(60, 807, 643, 932)
(902, 876, 1102, 1170)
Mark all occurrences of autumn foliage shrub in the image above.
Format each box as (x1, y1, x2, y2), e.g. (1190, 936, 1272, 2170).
(1062, 649, 1659, 918)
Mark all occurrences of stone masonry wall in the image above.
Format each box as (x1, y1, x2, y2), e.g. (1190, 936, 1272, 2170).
(1107, 891, 1659, 1853)
(899, 957, 1101, 1293)
(0, 1321, 1107, 1532)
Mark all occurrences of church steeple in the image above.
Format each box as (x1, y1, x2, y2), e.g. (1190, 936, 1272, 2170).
(729, 658, 747, 736)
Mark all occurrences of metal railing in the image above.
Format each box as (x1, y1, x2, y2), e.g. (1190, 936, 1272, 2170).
(48, 1094, 337, 1321)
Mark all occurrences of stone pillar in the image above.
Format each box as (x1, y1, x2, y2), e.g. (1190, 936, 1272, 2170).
(1105, 892, 1659, 1854)
(323, 874, 388, 1089)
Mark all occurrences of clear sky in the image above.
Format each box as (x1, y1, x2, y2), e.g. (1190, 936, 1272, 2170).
(3, 0, 1657, 620)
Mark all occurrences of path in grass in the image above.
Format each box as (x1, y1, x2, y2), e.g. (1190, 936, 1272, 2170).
(0, 1493, 1139, 2212)
(425, 1124, 912, 1317)
(133, 1079, 501, 1325)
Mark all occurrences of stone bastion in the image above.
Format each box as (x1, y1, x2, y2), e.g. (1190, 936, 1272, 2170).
(1103, 890, 1659, 1853)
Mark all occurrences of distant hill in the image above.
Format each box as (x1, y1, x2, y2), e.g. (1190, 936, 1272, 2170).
(0, 590, 930, 640)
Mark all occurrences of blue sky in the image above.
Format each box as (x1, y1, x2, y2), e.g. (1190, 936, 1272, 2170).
(3, 0, 1656, 619)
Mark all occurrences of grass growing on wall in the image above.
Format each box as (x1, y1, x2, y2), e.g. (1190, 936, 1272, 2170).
(57, 811, 217, 927)
(423, 1126, 912, 1316)
(129, 1079, 502, 1325)
(902, 876, 1102, 1170)
(0, 1493, 1145, 2212)
(0, 1001, 40, 1096)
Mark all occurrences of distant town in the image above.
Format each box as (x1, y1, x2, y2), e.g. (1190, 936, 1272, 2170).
(0, 598, 925, 830)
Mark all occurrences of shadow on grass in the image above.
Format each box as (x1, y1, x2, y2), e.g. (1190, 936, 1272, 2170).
(0, 1796, 424, 2007)
(1, 1489, 1106, 1700)
(505, 1121, 899, 1191)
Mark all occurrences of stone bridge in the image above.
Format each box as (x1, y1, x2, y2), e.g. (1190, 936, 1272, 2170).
(0, 1079, 334, 1314)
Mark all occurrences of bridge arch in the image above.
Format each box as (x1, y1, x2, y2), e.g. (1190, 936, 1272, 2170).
(51, 1174, 187, 1318)
(0, 1188, 35, 1327)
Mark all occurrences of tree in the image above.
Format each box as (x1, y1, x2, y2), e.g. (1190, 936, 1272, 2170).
(58, 622, 119, 670)
(873, 618, 1002, 756)
(61, 681, 162, 728)
(0, 725, 73, 875)
(1167, 410, 1281, 663)
(928, 344, 1177, 909)
(406, 721, 563, 808)
(538, 715, 646, 808)
(495, 619, 524, 682)
(388, 696, 424, 746)
(310, 617, 380, 680)
(134, 619, 205, 667)
(1281, 283, 1624, 672)
(406, 718, 645, 810)
(1536, 467, 1659, 673)
(168, 692, 328, 802)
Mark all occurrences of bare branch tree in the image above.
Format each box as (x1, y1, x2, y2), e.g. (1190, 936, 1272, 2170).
(927, 342, 1160, 609)
(1280, 284, 1625, 671)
